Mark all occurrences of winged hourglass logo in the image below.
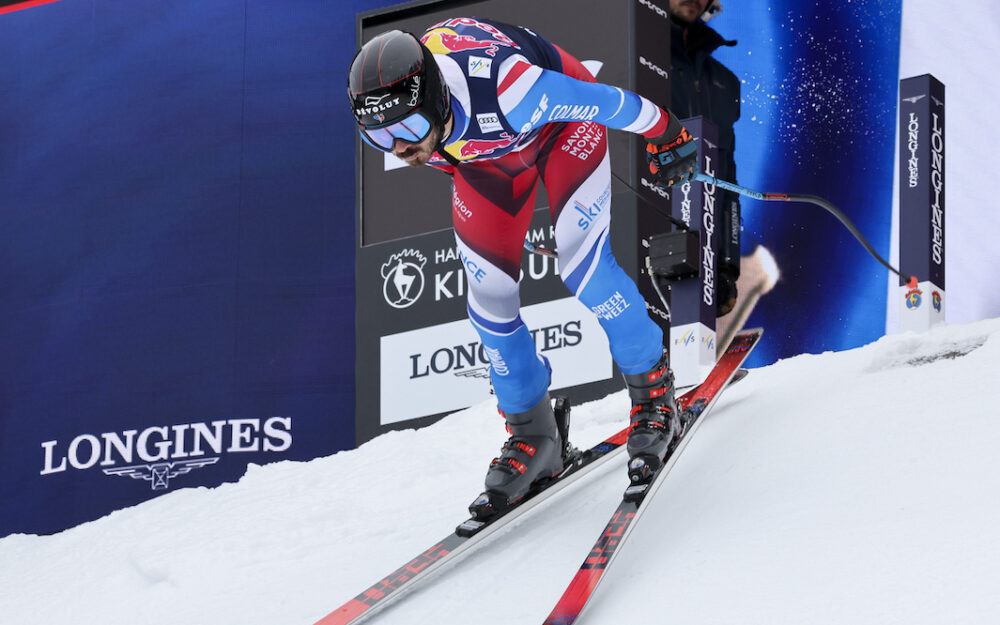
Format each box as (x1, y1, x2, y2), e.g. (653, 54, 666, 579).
(103, 458, 220, 490)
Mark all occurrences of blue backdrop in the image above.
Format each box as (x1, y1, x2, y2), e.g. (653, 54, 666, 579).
(0, 0, 902, 536)
(711, 1, 903, 366)
(0, 0, 399, 536)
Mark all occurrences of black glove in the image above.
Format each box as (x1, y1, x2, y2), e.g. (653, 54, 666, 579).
(716, 263, 739, 317)
(646, 127, 697, 188)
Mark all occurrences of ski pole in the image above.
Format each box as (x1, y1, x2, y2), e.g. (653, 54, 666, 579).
(522, 239, 557, 258)
(691, 172, 919, 288)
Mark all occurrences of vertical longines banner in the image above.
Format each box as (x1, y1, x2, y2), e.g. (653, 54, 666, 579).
(354, 0, 680, 444)
(669, 117, 719, 388)
(898, 74, 945, 331)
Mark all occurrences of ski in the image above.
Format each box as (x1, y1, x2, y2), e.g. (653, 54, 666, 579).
(542, 328, 762, 625)
(313, 360, 750, 625)
(313, 410, 626, 624)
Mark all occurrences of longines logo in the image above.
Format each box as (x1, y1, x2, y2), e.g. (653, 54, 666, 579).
(378, 297, 613, 426)
(382, 249, 428, 309)
(408, 321, 583, 381)
(104, 458, 220, 491)
(40, 417, 293, 490)
(929, 112, 944, 265)
(700, 156, 718, 308)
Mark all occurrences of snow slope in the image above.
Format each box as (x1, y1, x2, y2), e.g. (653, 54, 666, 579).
(2, 318, 1000, 625)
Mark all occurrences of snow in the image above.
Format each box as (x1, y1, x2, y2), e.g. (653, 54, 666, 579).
(3, 318, 1000, 624)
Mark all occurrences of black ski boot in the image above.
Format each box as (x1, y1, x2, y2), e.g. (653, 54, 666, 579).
(623, 350, 681, 484)
(469, 393, 571, 521)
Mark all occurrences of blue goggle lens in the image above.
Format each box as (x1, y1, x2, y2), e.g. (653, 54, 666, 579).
(360, 112, 433, 151)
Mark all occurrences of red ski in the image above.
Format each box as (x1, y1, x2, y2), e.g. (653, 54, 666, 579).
(314, 403, 630, 625)
(313, 330, 759, 625)
(542, 328, 763, 625)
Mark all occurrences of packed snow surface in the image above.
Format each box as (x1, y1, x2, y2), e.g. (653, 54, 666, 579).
(3, 318, 1000, 624)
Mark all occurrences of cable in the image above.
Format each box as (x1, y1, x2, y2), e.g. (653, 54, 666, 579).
(610, 171, 690, 232)
(524, 171, 917, 291)
(692, 173, 918, 288)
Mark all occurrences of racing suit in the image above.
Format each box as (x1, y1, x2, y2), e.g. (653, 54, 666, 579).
(422, 17, 683, 413)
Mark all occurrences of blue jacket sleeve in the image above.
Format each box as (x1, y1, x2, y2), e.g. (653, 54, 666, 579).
(499, 63, 671, 138)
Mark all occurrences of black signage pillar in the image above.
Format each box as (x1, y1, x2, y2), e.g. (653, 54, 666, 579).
(898, 74, 945, 330)
(668, 117, 718, 387)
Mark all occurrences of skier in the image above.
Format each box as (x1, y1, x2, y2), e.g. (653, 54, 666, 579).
(348, 18, 697, 518)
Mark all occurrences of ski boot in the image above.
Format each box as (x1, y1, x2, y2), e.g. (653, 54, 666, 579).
(468, 393, 573, 521)
(623, 350, 681, 485)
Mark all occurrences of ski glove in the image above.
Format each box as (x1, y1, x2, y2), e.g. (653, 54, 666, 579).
(646, 127, 697, 189)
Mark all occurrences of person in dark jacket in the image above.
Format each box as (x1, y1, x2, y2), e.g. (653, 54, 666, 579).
(669, 0, 741, 316)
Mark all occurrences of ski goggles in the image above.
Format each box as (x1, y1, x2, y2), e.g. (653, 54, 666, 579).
(359, 111, 433, 151)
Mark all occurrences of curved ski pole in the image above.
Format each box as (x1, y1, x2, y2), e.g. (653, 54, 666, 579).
(691, 172, 919, 288)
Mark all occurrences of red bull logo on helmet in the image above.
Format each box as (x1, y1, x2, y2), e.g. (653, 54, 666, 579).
(421, 18, 519, 58)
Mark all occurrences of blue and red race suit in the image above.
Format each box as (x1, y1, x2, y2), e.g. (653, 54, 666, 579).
(420, 18, 678, 413)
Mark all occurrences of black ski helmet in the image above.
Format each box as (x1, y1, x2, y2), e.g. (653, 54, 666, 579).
(347, 30, 451, 135)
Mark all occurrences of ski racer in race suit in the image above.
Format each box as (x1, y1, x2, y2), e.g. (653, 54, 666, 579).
(348, 18, 698, 517)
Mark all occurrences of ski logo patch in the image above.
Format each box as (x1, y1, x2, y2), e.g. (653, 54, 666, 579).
(476, 112, 504, 134)
(674, 329, 696, 348)
(468, 56, 493, 78)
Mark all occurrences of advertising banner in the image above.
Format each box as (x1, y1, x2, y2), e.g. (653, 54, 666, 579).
(0, 0, 910, 536)
(898, 74, 946, 331)
(355, 204, 625, 443)
(0, 0, 357, 536)
(669, 117, 719, 387)
(379, 297, 612, 425)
